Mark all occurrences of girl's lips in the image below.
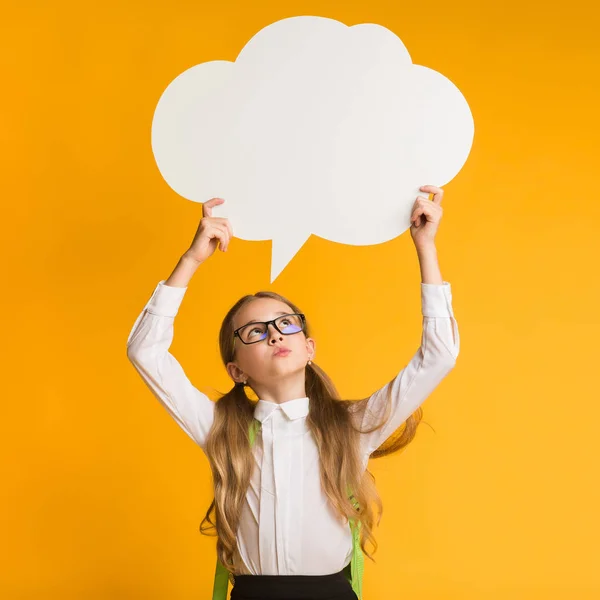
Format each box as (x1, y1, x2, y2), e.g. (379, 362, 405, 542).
(273, 349, 291, 357)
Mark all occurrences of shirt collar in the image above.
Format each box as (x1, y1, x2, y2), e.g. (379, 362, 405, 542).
(254, 396, 310, 423)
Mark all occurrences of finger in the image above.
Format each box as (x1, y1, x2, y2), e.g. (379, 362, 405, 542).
(411, 202, 436, 223)
(411, 208, 423, 225)
(413, 199, 442, 216)
(213, 229, 229, 252)
(206, 223, 229, 251)
(202, 197, 225, 218)
(411, 197, 427, 219)
(213, 217, 234, 240)
(419, 185, 443, 205)
(212, 223, 231, 251)
(411, 198, 429, 218)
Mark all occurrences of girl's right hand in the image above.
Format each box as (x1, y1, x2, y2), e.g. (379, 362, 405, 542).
(184, 197, 233, 264)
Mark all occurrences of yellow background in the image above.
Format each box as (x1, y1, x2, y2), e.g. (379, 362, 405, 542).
(2, 0, 599, 598)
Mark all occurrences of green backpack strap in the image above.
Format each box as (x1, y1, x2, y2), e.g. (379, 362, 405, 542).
(211, 418, 364, 600)
(211, 557, 230, 600)
(248, 418, 261, 446)
(347, 489, 364, 600)
(348, 515, 364, 599)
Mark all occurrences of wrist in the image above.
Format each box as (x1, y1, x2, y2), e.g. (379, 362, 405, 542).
(181, 251, 205, 266)
(415, 242, 437, 255)
(165, 253, 203, 288)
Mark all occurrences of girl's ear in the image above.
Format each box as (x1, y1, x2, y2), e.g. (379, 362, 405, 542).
(226, 361, 245, 384)
(306, 337, 316, 360)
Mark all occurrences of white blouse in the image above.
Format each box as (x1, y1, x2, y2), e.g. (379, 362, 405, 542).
(126, 280, 460, 576)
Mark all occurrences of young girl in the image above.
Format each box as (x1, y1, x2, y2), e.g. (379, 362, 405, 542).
(126, 186, 459, 600)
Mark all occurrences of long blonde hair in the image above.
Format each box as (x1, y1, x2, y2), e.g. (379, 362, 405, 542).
(199, 290, 423, 572)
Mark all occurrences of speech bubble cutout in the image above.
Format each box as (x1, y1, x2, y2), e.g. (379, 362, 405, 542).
(151, 16, 474, 282)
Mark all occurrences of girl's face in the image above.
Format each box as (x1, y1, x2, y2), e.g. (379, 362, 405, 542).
(227, 297, 316, 389)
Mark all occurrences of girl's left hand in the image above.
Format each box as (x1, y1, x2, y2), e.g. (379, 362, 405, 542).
(410, 185, 444, 249)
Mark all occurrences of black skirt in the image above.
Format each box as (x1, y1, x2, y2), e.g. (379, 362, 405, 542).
(230, 566, 358, 600)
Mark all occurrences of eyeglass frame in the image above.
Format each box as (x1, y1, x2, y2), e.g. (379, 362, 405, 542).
(233, 313, 307, 345)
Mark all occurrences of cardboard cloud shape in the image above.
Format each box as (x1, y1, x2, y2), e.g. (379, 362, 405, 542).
(151, 15, 474, 282)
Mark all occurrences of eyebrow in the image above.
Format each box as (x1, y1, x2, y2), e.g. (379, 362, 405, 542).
(239, 311, 291, 329)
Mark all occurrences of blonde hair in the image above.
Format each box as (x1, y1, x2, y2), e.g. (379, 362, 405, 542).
(199, 290, 423, 573)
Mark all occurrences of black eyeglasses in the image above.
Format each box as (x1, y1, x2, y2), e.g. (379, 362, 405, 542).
(233, 313, 306, 345)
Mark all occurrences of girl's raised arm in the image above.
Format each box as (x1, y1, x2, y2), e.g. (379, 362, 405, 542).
(126, 272, 215, 450)
(359, 281, 460, 458)
(126, 198, 234, 451)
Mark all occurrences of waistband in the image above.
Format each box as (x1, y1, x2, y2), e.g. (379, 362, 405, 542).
(230, 567, 352, 600)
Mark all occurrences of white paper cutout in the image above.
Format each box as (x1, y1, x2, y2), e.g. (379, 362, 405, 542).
(152, 15, 474, 282)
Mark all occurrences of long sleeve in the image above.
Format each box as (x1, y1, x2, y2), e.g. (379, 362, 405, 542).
(359, 281, 460, 458)
(126, 280, 215, 451)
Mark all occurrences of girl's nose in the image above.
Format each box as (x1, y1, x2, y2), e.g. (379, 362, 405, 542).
(267, 323, 283, 342)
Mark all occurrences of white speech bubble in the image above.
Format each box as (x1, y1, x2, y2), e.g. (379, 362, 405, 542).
(151, 15, 474, 282)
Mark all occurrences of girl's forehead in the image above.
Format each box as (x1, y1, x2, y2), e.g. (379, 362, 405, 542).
(234, 298, 293, 327)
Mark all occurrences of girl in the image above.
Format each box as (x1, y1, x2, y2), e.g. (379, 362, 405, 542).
(126, 185, 459, 600)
